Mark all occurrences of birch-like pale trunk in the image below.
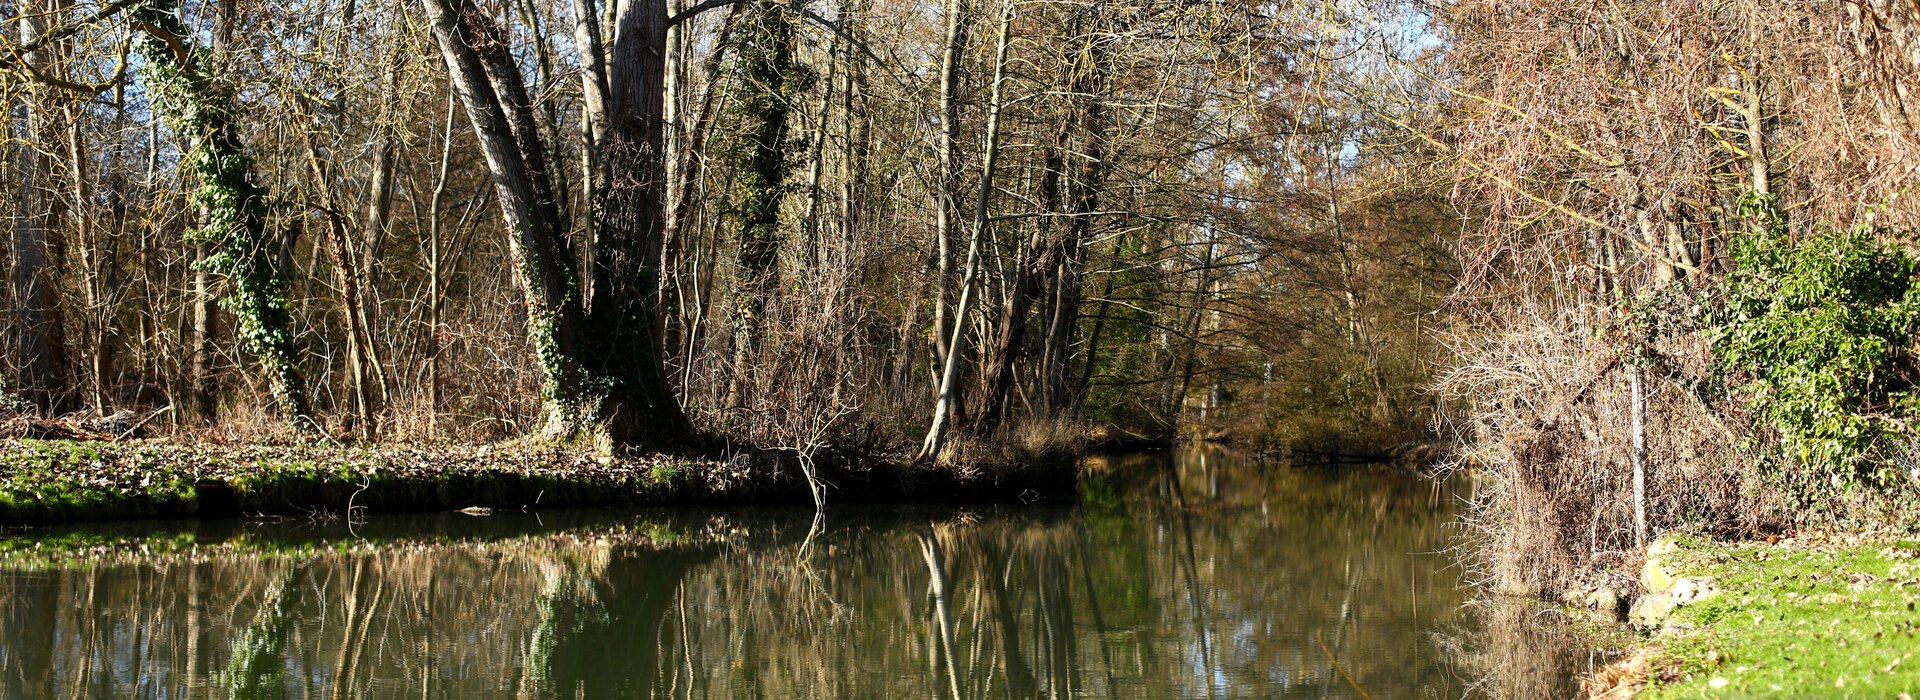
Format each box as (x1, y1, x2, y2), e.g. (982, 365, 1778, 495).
(1630, 364, 1647, 548)
(919, 0, 1012, 462)
(929, 0, 969, 372)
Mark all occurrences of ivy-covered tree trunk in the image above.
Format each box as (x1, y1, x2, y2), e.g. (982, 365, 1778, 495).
(422, 0, 691, 450)
(722, 0, 808, 408)
(131, 0, 311, 424)
(585, 0, 697, 446)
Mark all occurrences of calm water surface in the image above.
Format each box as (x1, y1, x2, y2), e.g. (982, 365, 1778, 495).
(0, 448, 1591, 698)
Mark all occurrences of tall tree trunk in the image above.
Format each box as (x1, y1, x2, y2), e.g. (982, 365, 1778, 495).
(1041, 53, 1109, 415)
(971, 9, 1109, 431)
(185, 0, 242, 425)
(65, 100, 116, 414)
(422, 0, 597, 436)
(1324, 152, 1390, 422)
(1164, 218, 1217, 435)
(188, 238, 215, 422)
(423, 0, 691, 449)
(587, 0, 696, 444)
(661, 6, 739, 386)
(425, 91, 456, 436)
(971, 123, 1066, 435)
(919, 0, 1012, 461)
(294, 119, 380, 433)
(929, 0, 969, 373)
(1630, 364, 1647, 548)
(799, 11, 839, 272)
(1075, 237, 1120, 405)
(134, 0, 312, 425)
(7, 7, 71, 413)
(356, 57, 400, 412)
(722, 0, 806, 409)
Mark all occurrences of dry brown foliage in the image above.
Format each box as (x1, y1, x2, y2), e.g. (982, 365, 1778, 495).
(1436, 297, 1778, 595)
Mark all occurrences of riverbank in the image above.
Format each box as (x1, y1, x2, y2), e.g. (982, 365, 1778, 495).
(0, 438, 1080, 524)
(1589, 534, 1920, 698)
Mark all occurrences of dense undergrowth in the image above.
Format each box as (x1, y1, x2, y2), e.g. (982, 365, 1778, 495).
(1448, 199, 1920, 598)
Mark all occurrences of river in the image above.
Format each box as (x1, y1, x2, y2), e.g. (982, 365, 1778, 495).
(0, 447, 1595, 698)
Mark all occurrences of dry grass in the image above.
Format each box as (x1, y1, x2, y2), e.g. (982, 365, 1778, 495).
(933, 416, 1093, 482)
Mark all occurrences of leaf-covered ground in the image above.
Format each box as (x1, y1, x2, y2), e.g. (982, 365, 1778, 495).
(1638, 534, 1920, 698)
(0, 438, 1077, 524)
(0, 439, 750, 523)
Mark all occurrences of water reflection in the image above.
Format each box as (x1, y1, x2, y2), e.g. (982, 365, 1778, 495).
(0, 448, 1576, 699)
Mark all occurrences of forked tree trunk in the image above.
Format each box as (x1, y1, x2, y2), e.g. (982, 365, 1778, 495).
(970, 8, 1109, 432)
(422, 0, 690, 449)
(919, 0, 1013, 461)
(971, 125, 1065, 435)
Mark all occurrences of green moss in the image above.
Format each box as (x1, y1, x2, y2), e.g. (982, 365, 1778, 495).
(0, 438, 1079, 524)
(1640, 538, 1920, 698)
(0, 513, 700, 572)
(644, 462, 684, 487)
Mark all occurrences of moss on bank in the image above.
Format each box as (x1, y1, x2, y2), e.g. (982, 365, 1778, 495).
(0, 438, 1080, 525)
(1628, 535, 1920, 698)
(0, 514, 698, 572)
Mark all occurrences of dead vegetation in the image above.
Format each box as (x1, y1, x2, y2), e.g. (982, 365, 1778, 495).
(1436, 299, 1781, 596)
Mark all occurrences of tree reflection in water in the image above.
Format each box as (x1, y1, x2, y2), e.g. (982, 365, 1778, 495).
(0, 448, 1601, 698)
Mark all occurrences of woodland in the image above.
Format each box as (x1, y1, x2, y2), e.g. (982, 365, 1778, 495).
(11, 0, 1920, 607)
(1, 0, 1443, 463)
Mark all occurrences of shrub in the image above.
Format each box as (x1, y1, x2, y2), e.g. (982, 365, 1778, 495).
(1712, 193, 1920, 498)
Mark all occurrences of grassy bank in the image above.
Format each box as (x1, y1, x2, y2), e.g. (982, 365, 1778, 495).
(0, 438, 1081, 524)
(1607, 535, 1920, 698)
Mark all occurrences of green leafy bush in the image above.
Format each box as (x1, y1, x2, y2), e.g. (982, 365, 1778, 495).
(1712, 193, 1920, 496)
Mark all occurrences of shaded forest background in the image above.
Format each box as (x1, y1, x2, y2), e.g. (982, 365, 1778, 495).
(0, 0, 1448, 457)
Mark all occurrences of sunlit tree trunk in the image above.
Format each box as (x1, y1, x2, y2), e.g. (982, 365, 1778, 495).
(920, 0, 1013, 461)
(134, 0, 312, 425)
(661, 6, 739, 392)
(425, 92, 456, 436)
(928, 0, 969, 373)
(295, 121, 380, 433)
(422, 0, 691, 449)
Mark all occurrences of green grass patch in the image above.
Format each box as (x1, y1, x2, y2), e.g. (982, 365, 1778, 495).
(1640, 537, 1920, 698)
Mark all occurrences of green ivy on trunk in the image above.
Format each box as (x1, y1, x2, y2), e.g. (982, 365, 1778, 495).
(132, 0, 311, 425)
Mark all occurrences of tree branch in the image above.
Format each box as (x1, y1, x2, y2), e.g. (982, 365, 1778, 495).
(667, 0, 739, 27)
(5, 0, 143, 55)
